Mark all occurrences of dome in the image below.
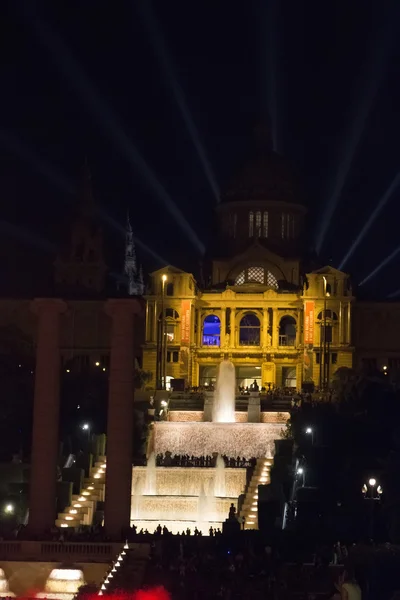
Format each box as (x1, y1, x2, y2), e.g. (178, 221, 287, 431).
(221, 150, 302, 205)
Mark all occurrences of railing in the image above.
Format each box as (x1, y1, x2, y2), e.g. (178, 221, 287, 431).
(0, 541, 124, 562)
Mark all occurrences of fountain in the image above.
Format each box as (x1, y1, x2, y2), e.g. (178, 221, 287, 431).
(212, 360, 236, 423)
(214, 454, 226, 497)
(131, 358, 289, 533)
(197, 484, 216, 525)
(143, 452, 156, 495)
(0, 569, 15, 597)
(36, 568, 85, 599)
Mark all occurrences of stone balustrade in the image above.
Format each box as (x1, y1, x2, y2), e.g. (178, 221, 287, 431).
(0, 541, 124, 562)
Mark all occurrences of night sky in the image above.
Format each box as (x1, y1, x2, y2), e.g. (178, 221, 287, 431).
(1, 0, 400, 298)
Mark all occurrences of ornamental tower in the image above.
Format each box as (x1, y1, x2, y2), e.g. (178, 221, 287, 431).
(124, 212, 144, 296)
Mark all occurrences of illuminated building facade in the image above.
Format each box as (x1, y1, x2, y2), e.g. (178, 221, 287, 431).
(143, 140, 354, 390)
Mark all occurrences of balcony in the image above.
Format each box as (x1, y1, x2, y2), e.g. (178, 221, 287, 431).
(279, 335, 296, 347)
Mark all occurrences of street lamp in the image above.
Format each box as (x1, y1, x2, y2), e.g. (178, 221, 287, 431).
(161, 274, 168, 390)
(305, 426, 314, 445)
(81, 423, 91, 443)
(362, 477, 382, 540)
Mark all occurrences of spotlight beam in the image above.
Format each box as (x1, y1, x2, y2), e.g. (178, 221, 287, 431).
(0, 221, 56, 253)
(1, 134, 169, 266)
(315, 10, 398, 255)
(387, 289, 400, 299)
(137, 0, 220, 202)
(339, 171, 400, 270)
(265, 0, 280, 153)
(28, 12, 205, 255)
(0, 129, 75, 197)
(359, 244, 400, 286)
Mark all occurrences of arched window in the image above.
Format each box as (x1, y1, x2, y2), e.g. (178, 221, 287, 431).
(159, 309, 179, 342)
(279, 316, 296, 346)
(263, 211, 268, 238)
(202, 315, 221, 346)
(255, 211, 261, 237)
(234, 267, 278, 289)
(239, 313, 260, 346)
(317, 310, 338, 320)
(248, 212, 254, 237)
(281, 213, 295, 239)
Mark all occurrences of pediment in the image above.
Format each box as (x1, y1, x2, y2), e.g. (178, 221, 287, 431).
(310, 265, 348, 278)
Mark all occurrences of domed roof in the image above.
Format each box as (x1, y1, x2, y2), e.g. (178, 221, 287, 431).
(221, 146, 303, 205)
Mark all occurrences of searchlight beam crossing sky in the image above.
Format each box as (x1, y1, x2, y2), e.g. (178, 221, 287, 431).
(359, 244, 400, 287)
(0, 131, 169, 266)
(28, 12, 205, 256)
(137, 0, 220, 203)
(315, 12, 397, 255)
(339, 170, 400, 270)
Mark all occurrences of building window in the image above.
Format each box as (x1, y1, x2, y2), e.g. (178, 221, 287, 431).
(202, 314, 221, 346)
(166, 283, 174, 296)
(332, 353, 337, 364)
(167, 351, 179, 363)
(247, 266, 264, 283)
(234, 267, 278, 289)
(249, 212, 254, 237)
(281, 213, 295, 239)
(279, 316, 296, 346)
(263, 211, 268, 238)
(239, 313, 261, 346)
(317, 310, 338, 320)
(255, 211, 261, 237)
(316, 352, 320, 364)
(159, 309, 179, 342)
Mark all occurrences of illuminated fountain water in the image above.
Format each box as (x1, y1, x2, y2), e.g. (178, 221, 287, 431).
(144, 452, 157, 495)
(131, 359, 289, 534)
(214, 454, 226, 497)
(212, 360, 236, 423)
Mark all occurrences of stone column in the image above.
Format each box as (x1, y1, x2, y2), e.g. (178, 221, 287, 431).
(220, 306, 226, 345)
(262, 308, 269, 347)
(347, 303, 351, 345)
(339, 301, 343, 345)
(295, 312, 301, 347)
(153, 301, 158, 342)
(104, 300, 138, 539)
(230, 308, 236, 348)
(197, 310, 202, 347)
(28, 298, 66, 536)
(272, 308, 279, 347)
(145, 302, 150, 342)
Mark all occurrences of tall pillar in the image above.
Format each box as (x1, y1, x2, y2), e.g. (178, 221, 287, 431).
(29, 299, 66, 536)
(220, 306, 226, 345)
(272, 308, 279, 347)
(339, 301, 343, 345)
(197, 310, 202, 347)
(145, 302, 150, 342)
(347, 303, 351, 345)
(230, 308, 236, 348)
(152, 301, 158, 342)
(104, 300, 138, 540)
(262, 308, 269, 347)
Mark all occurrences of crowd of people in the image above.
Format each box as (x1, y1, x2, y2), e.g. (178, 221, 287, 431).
(155, 453, 256, 469)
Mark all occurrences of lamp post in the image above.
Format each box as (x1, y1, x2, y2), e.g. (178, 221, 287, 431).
(306, 426, 314, 445)
(362, 477, 382, 540)
(161, 274, 167, 390)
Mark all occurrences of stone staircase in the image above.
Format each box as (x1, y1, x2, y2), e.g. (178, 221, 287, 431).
(55, 456, 106, 529)
(240, 457, 273, 530)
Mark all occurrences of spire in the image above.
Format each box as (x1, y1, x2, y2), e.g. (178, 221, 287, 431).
(124, 209, 144, 295)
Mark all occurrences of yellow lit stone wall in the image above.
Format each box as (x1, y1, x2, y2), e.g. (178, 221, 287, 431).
(143, 265, 355, 390)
